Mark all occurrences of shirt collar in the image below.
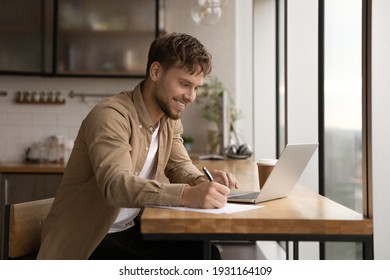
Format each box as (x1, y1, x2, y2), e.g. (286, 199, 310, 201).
(130, 81, 168, 131)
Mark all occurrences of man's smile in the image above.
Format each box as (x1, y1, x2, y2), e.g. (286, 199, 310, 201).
(173, 98, 186, 111)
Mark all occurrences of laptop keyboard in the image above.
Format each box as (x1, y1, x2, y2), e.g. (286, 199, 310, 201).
(228, 192, 260, 200)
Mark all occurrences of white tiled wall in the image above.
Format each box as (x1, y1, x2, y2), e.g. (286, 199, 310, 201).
(0, 76, 140, 162)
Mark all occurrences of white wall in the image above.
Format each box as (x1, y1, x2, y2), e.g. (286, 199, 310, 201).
(286, 0, 319, 260)
(235, 0, 254, 153)
(253, 0, 276, 160)
(0, 76, 138, 162)
(372, 0, 390, 260)
(287, 0, 319, 191)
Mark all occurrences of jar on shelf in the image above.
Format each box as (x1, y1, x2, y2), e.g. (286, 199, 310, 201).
(46, 135, 65, 163)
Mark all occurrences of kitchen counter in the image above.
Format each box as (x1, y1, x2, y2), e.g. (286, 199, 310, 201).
(0, 162, 66, 173)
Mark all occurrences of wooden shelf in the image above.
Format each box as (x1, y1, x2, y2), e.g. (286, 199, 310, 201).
(15, 100, 66, 105)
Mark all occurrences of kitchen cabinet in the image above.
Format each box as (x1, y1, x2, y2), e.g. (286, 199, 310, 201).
(0, 0, 160, 78)
(0, 0, 52, 74)
(56, 0, 158, 77)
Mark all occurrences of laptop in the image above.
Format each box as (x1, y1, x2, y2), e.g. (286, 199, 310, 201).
(227, 143, 318, 204)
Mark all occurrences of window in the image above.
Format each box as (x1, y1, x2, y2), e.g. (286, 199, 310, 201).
(319, 0, 371, 259)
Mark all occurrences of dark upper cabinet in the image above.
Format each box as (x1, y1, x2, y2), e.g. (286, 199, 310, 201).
(0, 0, 48, 74)
(56, 0, 158, 77)
(0, 0, 159, 77)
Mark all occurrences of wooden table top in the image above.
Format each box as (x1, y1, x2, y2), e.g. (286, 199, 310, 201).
(192, 158, 259, 192)
(142, 159, 373, 236)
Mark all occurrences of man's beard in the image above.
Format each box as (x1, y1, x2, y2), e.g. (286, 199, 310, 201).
(155, 96, 182, 120)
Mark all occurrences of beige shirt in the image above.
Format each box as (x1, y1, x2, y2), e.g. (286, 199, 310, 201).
(37, 82, 203, 259)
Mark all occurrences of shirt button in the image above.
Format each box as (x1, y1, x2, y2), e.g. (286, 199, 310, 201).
(134, 171, 139, 176)
(145, 147, 149, 151)
(139, 124, 142, 129)
(149, 126, 154, 132)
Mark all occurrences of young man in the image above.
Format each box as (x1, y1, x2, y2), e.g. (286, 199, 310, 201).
(37, 33, 238, 260)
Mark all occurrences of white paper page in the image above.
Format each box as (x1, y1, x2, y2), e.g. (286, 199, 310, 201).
(151, 203, 264, 214)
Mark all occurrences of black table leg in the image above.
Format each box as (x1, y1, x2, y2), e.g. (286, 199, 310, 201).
(203, 240, 211, 259)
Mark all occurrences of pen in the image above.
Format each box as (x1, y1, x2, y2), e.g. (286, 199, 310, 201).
(202, 166, 214, 182)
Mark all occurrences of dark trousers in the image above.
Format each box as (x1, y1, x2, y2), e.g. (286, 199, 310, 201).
(89, 221, 221, 260)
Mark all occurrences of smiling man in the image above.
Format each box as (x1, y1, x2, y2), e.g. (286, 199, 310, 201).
(37, 33, 238, 260)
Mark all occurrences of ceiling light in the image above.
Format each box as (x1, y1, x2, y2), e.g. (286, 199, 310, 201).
(191, 0, 229, 26)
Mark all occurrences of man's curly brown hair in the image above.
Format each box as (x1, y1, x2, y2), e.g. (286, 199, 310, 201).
(146, 33, 212, 77)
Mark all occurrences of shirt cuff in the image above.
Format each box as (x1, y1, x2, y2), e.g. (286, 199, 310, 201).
(157, 183, 188, 206)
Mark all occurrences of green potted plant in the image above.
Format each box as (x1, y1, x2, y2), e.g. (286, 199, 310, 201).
(182, 135, 194, 152)
(196, 76, 241, 155)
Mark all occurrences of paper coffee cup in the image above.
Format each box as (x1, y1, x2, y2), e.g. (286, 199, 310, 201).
(257, 159, 278, 189)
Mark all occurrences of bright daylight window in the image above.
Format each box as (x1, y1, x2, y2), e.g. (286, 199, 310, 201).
(323, 0, 363, 259)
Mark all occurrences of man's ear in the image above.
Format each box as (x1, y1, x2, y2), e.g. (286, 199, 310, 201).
(149, 61, 161, 82)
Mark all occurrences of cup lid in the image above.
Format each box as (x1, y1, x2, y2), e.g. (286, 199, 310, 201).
(257, 159, 278, 166)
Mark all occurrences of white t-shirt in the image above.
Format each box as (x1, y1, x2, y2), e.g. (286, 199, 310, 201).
(108, 124, 160, 233)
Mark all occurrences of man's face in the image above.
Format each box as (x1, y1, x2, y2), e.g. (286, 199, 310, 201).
(153, 65, 204, 120)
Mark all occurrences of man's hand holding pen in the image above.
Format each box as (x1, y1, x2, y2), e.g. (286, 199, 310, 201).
(201, 166, 239, 190)
(180, 167, 239, 209)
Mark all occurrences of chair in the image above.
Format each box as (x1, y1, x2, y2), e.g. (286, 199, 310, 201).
(8, 198, 53, 259)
